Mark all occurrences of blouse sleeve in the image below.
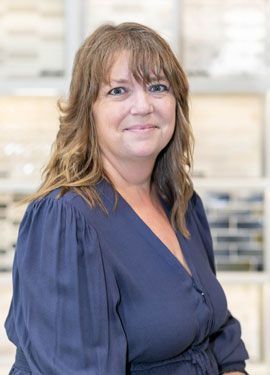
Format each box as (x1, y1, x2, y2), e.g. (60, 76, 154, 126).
(5, 195, 127, 374)
(191, 192, 249, 375)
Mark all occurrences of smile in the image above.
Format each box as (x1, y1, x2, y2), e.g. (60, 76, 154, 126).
(124, 124, 158, 132)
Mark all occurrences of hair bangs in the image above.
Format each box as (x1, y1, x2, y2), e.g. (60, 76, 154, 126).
(129, 46, 165, 85)
(94, 34, 168, 89)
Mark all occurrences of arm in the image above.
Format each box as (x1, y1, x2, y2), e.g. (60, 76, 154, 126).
(5, 195, 127, 374)
(191, 193, 249, 375)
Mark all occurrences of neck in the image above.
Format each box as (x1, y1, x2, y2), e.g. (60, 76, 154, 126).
(102, 155, 156, 199)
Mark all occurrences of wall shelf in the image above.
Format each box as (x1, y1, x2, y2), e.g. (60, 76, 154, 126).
(0, 79, 67, 96)
(190, 77, 270, 94)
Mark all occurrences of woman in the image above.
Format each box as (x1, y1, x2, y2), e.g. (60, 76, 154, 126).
(5, 22, 249, 374)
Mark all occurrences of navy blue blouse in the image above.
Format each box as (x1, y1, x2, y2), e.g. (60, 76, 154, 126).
(5, 180, 249, 374)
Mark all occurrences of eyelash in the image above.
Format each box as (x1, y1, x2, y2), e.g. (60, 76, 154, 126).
(149, 83, 169, 93)
(108, 83, 169, 96)
(108, 87, 127, 96)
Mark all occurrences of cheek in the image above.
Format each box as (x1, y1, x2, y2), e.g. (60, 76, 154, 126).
(94, 103, 126, 130)
(93, 107, 108, 146)
(93, 105, 109, 133)
(163, 101, 176, 140)
(166, 100, 176, 128)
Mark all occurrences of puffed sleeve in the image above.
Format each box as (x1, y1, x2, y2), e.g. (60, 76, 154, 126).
(5, 195, 127, 374)
(191, 192, 249, 375)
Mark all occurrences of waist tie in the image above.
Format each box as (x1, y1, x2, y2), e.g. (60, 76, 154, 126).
(13, 347, 31, 373)
(172, 340, 215, 375)
(186, 346, 214, 375)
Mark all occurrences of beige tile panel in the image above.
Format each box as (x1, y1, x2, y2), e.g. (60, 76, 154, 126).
(190, 94, 263, 177)
(0, 275, 15, 373)
(222, 282, 261, 362)
(0, 96, 59, 181)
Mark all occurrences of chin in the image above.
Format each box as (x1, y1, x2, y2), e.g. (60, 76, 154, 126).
(125, 142, 168, 160)
(129, 149, 162, 160)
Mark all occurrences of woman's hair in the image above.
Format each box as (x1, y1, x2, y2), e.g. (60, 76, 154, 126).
(27, 22, 194, 237)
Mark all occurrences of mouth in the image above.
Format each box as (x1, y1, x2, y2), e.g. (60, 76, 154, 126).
(124, 124, 158, 132)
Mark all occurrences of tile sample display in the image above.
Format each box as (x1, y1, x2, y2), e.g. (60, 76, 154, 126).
(0, 0, 65, 80)
(0, 95, 59, 272)
(199, 190, 264, 271)
(182, 0, 270, 77)
(84, 0, 176, 48)
(0, 194, 26, 272)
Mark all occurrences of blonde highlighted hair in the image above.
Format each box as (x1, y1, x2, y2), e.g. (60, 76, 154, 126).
(27, 22, 194, 237)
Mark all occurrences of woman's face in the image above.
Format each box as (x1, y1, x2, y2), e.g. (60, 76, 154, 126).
(92, 51, 176, 169)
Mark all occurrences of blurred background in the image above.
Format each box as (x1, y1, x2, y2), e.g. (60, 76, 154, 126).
(0, 0, 270, 374)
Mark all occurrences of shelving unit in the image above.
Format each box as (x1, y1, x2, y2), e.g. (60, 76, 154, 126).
(1, 0, 270, 373)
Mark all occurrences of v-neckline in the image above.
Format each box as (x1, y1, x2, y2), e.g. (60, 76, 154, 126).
(116, 188, 194, 280)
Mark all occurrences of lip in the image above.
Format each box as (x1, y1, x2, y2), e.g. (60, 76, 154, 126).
(124, 124, 158, 132)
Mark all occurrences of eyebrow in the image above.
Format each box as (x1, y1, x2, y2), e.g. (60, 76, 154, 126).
(108, 76, 169, 85)
(109, 78, 130, 85)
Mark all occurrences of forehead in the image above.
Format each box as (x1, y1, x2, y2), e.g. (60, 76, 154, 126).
(108, 51, 130, 78)
(102, 49, 166, 84)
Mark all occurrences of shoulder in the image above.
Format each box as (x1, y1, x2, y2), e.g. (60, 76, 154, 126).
(25, 186, 110, 232)
(17, 189, 103, 259)
(27, 188, 84, 209)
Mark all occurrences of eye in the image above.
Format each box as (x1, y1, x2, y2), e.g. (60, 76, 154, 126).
(108, 87, 126, 96)
(149, 83, 169, 93)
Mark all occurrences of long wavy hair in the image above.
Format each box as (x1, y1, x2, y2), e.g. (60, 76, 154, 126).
(26, 22, 194, 237)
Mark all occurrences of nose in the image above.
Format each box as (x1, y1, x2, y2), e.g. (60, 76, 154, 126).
(130, 88, 154, 116)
